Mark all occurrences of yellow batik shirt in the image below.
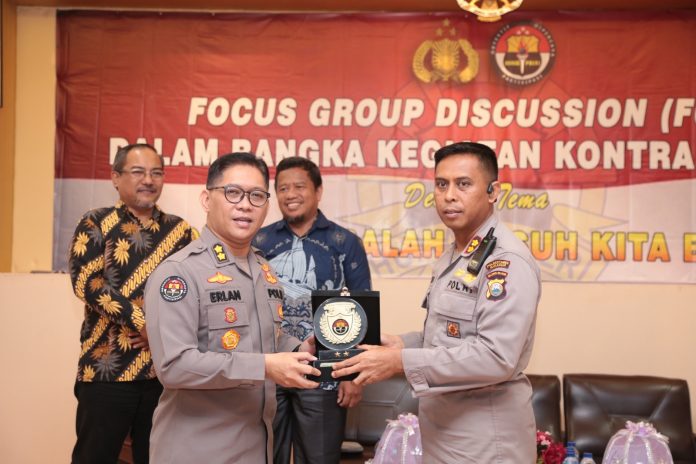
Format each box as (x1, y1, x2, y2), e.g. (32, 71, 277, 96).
(69, 201, 198, 383)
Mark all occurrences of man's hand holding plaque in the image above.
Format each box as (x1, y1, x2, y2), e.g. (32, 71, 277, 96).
(308, 296, 369, 382)
(330, 342, 404, 386)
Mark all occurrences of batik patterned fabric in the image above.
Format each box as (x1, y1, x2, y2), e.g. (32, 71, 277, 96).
(253, 210, 372, 389)
(69, 201, 196, 382)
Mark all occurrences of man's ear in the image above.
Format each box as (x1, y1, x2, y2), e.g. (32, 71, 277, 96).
(316, 184, 323, 202)
(488, 181, 501, 204)
(200, 189, 210, 213)
(111, 171, 120, 190)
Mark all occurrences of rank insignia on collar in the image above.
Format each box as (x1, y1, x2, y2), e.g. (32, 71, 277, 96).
(224, 307, 238, 324)
(277, 304, 284, 319)
(221, 329, 240, 350)
(446, 320, 461, 338)
(208, 272, 233, 284)
(465, 236, 481, 254)
(213, 244, 228, 263)
(160, 276, 188, 302)
(264, 268, 278, 284)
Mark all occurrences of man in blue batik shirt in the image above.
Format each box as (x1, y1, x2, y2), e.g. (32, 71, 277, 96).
(253, 157, 372, 464)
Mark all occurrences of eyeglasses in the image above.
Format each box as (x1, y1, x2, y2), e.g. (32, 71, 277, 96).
(117, 168, 165, 180)
(208, 184, 271, 207)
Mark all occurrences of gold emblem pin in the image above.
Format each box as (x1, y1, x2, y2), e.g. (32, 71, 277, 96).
(221, 329, 240, 350)
(208, 272, 233, 284)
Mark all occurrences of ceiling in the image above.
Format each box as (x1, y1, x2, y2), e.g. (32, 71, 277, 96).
(11, 0, 696, 11)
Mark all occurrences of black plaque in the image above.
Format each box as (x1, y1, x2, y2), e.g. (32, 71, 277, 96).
(308, 289, 380, 382)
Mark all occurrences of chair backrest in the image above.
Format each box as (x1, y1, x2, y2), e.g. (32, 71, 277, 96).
(528, 374, 563, 443)
(563, 373, 696, 463)
(344, 375, 419, 445)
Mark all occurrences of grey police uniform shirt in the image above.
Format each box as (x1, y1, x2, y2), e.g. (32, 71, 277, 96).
(144, 226, 301, 464)
(400, 214, 541, 463)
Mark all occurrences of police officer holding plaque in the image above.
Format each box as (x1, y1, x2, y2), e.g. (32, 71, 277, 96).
(332, 142, 541, 463)
(144, 153, 320, 464)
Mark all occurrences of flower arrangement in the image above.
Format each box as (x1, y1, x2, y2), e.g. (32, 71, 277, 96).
(536, 430, 566, 464)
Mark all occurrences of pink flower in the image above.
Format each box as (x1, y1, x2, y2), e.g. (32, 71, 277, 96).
(536, 430, 566, 464)
(542, 442, 566, 464)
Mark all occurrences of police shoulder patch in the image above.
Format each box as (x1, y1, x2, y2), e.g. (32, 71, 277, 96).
(486, 259, 510, 271)
(486, 272, 507, 301)
(160, 276, 188, 302)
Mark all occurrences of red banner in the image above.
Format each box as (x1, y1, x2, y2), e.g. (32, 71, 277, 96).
(54, 11, 696, 281)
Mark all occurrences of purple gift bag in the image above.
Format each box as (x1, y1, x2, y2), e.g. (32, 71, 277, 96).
(367, 413, 423, 464)
(602, 421, 673, 464)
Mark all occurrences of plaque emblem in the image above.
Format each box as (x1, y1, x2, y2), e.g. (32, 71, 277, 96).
(314, 297, 368, 351)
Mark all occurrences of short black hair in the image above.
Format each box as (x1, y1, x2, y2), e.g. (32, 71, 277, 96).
(274, 157, 322, 190)
(207, 152, 270, 189)
(434, 141, 498, 182)
(112, 143, 162, 172)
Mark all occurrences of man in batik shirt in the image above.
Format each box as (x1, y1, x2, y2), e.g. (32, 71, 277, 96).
(68, 143, 196, 464)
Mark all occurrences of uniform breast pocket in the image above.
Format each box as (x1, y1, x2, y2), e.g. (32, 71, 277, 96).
(206, 304, 252, 353)
(430, 293, 477, 347)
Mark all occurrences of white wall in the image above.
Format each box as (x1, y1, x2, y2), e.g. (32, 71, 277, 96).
(0, 274, 84, 463)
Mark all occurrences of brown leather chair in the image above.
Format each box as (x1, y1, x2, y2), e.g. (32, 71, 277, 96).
(528, 374, 563, 443)
(564, 373, 696, 464)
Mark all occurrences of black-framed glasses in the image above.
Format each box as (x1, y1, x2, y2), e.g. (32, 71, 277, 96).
(208, 184, 271, 207)
(117, 167, 165, 180)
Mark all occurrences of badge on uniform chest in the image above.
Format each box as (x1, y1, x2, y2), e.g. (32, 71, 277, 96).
(446, 321, 461, 338)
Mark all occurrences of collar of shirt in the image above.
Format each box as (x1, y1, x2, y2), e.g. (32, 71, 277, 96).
(115, 200, 162, 224)
(201, 226, 260, 279)
(436, 213, 500, 277)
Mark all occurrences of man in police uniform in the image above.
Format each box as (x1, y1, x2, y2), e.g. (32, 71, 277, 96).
(332, 142, 541, 463)
(144, 153, 321, 464)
